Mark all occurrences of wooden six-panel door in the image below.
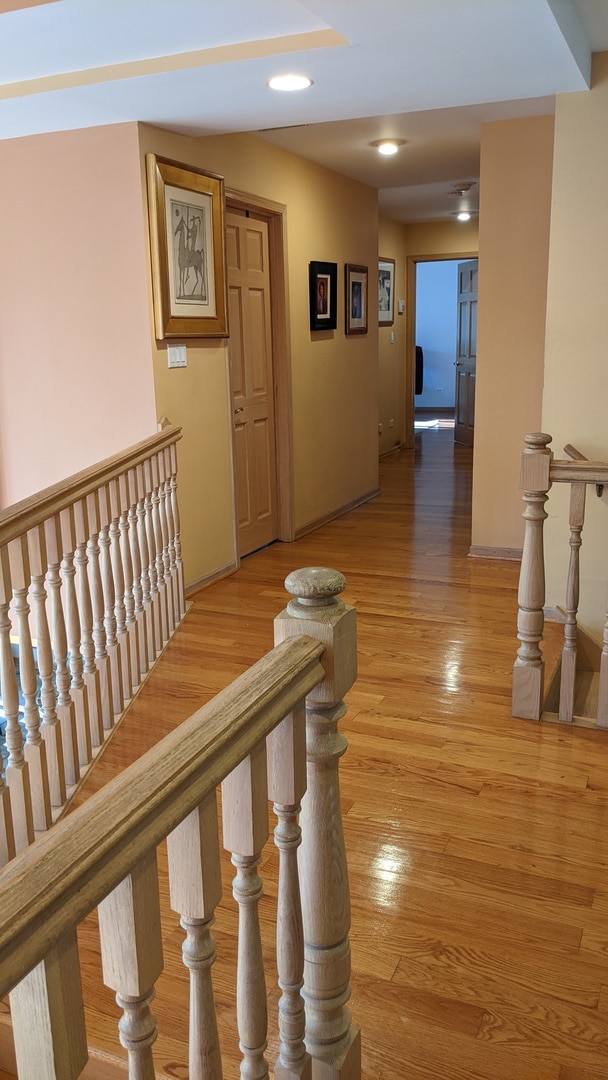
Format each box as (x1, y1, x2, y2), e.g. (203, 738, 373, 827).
(226, 209, 278, 557)
(454, 259, 478, 447)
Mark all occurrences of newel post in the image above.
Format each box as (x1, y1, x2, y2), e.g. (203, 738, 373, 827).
(274, 567, 361, 1080)
(512, 433, 553, 721)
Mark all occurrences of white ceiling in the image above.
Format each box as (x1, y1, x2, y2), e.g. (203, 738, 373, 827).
(1, 0, 607, 222)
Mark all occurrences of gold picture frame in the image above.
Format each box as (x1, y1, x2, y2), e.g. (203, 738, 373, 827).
(146, 154, 228, 339)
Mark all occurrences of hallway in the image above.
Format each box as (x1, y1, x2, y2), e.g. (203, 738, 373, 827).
(73, 429, 608, 1080)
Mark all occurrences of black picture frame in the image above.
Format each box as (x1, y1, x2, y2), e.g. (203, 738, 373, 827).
(345, 263, 368, 335)
(309, 261, 338, 331)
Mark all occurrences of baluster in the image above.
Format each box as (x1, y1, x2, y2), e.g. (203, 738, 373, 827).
(74, 499, 104, 752)
(158, 450, 176, 636)
(99, 484, 124, 718)
(167, 794, 223, 1080)
(129, 467, 149, 678)
(275, 567, 360, 1080)
(144, 458, 162, 657)
(109, 478, 132, 704)
(559, 482, 586, 723)
(151, 453, 170, 647)
(598, 592, 608, 726)
(0, 546, 33, 854)
(169, 442, 186, 619)
(512, 434, 553, 722)
(267, 701, 310, 1080)
(222, 741, 270, 1080)
(45, 516, 79, 788)
(98, 848, 163, 1080)
(136, 463, 155, 670)
(8, 534, 52, 833)
(119, 471, 140, 697)
(0, 547, 17, 864)
(59, 506, 91, 768)
(163, 446, 180, 629)
(28, 525, 66, 810)
(86, 491, 114, 732)
(10, 928, 88, 1080)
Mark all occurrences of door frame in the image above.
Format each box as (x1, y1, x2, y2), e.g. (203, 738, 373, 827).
(405, 250, 478, 448)
(226, 188, 295, 554)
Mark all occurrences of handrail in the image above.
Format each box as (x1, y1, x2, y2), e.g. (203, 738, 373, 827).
(0, 425, 182, 546)
(562, 443, 604, 496)
(0, 564, 361, 1080)
(550, 460, 608, 484)
(0, 633, 325, 1000)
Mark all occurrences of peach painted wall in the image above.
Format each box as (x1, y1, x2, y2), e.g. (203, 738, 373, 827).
(137, 126, 379, 587)
(543, 52, 608, 638)
(378, 217, 408, 455)
(0, 123, 157, 507)
(471, 115, 554, 554)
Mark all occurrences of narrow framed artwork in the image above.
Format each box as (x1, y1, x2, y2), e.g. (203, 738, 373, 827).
(146, 154, 228, 339)
(378, 257, 395, 326)
(345, 263, 368, 335)
(309, 261, 338, 331)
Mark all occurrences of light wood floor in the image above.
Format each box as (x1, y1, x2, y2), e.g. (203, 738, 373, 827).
(65, 429, 608, 1079)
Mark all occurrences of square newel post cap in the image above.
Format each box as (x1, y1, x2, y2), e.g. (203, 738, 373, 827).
(274, 567, 356, 706)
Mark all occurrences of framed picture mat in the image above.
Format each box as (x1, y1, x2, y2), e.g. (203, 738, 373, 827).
(309, 260, 338, 331)
(378, 257, 395, 326)
(345, 263, 368, 335)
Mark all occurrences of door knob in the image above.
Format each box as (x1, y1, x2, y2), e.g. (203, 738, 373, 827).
(234, 407, 244, 414)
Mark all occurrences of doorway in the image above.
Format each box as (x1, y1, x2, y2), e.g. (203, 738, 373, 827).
(225, 193, 294, 558)
(405, 251, 478, 448)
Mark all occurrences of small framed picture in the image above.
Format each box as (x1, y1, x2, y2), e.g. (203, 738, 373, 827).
(146, 154, 228, 339)
(345, 264, 368, 335)
(309, 261, 338, 331)
(378, 258, 395, 326)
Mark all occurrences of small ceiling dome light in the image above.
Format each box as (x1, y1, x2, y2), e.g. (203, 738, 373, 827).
(457, 211, 471, 221)
(268, 74, 313, 92)
(369, 139, 407, 156)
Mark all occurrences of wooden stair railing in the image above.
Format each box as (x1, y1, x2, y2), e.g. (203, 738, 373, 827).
(512, 432, 608, 726)
(0, 426, 185, 858)
(0, 567, 361, 1080)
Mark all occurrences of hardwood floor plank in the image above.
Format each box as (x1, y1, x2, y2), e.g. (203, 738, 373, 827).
(38, 428, 608, 1079)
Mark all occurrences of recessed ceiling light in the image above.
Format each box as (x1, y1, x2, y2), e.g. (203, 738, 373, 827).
(268, 74, 313, 92)
(370, 139, 406, 156)
(457, 211, 471, 222)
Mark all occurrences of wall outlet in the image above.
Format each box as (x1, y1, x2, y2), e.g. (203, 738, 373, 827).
(168, 344, 187, 368)
(378, 422, 384, 434)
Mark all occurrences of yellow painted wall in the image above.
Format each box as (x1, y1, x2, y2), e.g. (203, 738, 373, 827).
(471, 115, 554, 553)
(138, 126, 379, 585)
(378, 217, 407, 455)
(543, 52, 608, 639)
(0, 123, 157, 507)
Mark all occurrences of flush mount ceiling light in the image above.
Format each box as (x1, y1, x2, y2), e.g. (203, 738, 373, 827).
(370, 139, 406, 156)
(457, 211, 471, 221)
(268, 74, 313, 92)
(447, 181, 476, 198)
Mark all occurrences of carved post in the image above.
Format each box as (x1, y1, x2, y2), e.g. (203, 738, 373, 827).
(128, 467, 148, 679)
(74, 499, 104, 752)
(157, 449, 176, 636)
(169, 443, 186, 620)
(98, 484, 124, 718)
(10, 929, 88, 1080)
(136, 463, 155, 669)
(150, 453, 169, 647)
(8, 534, 52, 833)
(222, 742, 270, 1080)
(274, 567, 360, 1080)
(0, 546, 17, 864)
(108, 478, 132, 705)
(167, 794, 223, 1080)
(559, 482, 586, 723)
(143, 458, 162, 658)
(98, 849, 163, 1079)
(267, 700, 311, 1080)
(86, 491, 114, 733)
(45, 516, 79, 788)
(163, 446, 181, 629)
(512, 434, 553, 722)
(28, 525, 66, 810)
(119, 471, 140, 696)
(59, 505, 91, 768)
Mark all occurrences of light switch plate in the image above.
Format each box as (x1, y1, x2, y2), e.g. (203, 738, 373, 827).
(167, 344, 187, 368)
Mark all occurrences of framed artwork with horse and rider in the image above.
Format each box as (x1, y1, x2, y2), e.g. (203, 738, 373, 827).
(146, 154, 229, 339)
